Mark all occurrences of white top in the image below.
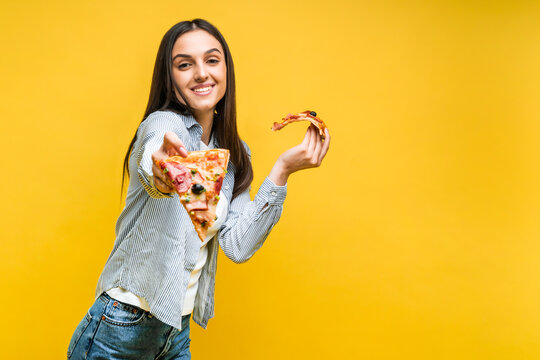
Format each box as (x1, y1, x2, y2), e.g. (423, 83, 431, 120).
(181, 138, 228, 315)
(107, 138, 228, 316)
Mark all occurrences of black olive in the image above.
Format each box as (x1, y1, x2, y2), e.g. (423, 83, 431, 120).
(191, 183, 205, 194)
(309, 111, 317, 116)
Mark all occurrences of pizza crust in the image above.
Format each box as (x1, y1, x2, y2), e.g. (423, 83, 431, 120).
(272, 110, 327, 139)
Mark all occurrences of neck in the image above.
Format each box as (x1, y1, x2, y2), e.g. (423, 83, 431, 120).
(193, 109, 214, 145)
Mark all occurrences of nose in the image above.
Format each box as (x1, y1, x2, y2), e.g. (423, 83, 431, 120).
(194, 62, 208, 82)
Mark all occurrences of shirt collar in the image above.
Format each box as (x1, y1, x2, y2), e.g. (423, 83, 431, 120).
(181, 113, 200, 130)
(180, 112, 220, 147)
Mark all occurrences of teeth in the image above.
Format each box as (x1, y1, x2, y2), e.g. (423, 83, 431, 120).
(193, 86, 211, 93)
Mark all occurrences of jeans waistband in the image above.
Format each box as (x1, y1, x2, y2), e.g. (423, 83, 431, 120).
(98, 291, 191, 321)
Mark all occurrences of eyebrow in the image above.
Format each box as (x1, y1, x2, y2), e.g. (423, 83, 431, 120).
(173, 48, 222, 61)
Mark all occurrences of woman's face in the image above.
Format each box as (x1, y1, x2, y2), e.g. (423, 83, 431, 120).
(171, 29, 227, 118)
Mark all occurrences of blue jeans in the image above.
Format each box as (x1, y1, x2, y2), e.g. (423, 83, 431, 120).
(67, 292, 191, 359)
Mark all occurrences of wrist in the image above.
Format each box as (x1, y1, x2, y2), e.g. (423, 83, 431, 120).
(268, 157, 290, 186)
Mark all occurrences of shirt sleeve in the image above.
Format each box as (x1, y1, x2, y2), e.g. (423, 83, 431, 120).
(218, 176, 287, 263)
(133, 112, 184, 199)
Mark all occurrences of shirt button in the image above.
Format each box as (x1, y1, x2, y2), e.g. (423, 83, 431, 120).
(271, 191, 276, 196)
(224, 185, 229, 190)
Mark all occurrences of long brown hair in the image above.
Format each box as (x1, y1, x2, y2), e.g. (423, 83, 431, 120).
(122, 19, 253, 199)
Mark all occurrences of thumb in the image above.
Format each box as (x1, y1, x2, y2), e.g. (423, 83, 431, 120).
(163, 132, 188, 157)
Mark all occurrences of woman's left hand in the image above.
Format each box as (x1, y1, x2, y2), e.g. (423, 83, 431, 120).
(268, 125, 331, 185)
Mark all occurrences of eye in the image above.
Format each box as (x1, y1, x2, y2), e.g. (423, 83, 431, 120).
(178, 62, 191, 69)
(207, 58, 220, 64)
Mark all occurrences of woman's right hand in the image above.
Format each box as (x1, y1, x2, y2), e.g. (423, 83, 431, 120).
(151, 132, 188, 193)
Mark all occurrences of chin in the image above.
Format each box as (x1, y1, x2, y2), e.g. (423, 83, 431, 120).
(193, 102, 215, 111)
(191, 99, 219, 111)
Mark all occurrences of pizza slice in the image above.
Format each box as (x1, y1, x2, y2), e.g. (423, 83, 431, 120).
(158, 149, 230, 241)
(272, 110, 327, 140)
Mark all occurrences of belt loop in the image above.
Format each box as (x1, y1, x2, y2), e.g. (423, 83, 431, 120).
(101, 291, 111, 304)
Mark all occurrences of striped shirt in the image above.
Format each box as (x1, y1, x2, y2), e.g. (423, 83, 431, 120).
(95, 110, 287, 330)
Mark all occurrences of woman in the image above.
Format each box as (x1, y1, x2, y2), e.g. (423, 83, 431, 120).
(67, 19, 330, 359)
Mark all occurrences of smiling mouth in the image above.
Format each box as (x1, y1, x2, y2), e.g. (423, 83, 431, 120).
(191, 84, 215, 95)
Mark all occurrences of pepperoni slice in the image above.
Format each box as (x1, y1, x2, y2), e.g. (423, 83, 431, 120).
(165, 163, 192, 193)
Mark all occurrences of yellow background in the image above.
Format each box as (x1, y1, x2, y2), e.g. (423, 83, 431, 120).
(1, 0, 540, 358)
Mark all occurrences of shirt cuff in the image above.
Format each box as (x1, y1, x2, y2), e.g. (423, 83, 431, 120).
(258, 176, 287, 205)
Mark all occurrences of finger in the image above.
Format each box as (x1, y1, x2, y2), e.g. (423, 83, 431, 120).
(164, 132, 188, 157)
(152, 163, 169, 185)
(306, 125, 317, 156)
(154, 176, 173, 193)
(300, 125, 311, 147)
(318, 128, 331, 163)
(152, 163, 173, 192)
(311, 129, 323, 165)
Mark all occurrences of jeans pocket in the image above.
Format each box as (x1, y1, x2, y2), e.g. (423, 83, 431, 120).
(102, 300, 147, 327)
(67, 312, 92, 358)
